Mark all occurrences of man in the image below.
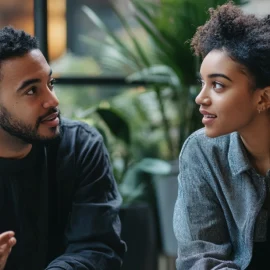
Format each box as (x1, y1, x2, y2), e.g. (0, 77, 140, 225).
(0, 26, 126, 270)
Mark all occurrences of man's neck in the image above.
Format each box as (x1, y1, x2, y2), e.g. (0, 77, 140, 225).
(0, 129, 32, 159)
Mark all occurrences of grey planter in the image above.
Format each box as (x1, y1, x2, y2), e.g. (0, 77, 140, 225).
(152, 159, 179, 257)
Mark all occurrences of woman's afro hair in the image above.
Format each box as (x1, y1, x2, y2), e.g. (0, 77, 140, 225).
(191, 1, 270, 88)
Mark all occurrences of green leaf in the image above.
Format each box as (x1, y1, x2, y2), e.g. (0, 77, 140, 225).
(127, 65, 181, 89)
(79, 35, 139, 73)
(111, 4, 151, 67)
(95, 107, 131, 145)
(81, 5, 142, 68)
(134, 11, 171, 54)
(137, 158, 172, 175)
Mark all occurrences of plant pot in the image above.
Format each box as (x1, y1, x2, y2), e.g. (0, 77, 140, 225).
(119, 203, 158, 270)
(152, 159, 178, 257)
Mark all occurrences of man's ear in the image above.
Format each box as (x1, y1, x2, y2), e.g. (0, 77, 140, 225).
(257, 86, 270, 110)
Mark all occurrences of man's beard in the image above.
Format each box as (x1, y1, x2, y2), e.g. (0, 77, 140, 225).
(0, 105, 61, 144)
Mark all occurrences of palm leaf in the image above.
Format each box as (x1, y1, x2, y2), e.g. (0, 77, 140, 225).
(95, 107, 131, 145)
(80, 35, 139, 73)
(111, 4, 151, 67)
(81, 5, 142, 69)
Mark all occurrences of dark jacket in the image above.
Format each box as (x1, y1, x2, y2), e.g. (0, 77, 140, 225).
(4, 118, 126, 270)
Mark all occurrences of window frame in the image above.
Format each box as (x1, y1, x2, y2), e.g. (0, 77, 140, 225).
(33, 0, 162, 87)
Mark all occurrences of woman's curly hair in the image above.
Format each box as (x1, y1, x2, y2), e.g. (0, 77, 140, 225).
(191, 1, 270, 88)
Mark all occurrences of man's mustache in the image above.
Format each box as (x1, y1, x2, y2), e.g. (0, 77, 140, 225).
(37, 108, 60, 125)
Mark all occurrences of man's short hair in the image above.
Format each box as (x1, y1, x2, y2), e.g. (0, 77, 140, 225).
(0, 26, 38, 60)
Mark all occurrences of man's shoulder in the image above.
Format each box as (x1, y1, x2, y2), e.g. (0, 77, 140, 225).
(60, 118, 101, 140)
(57, 118, 104, 153)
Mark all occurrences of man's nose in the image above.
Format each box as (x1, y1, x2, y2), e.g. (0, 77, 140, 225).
(43, 89, 59, 109)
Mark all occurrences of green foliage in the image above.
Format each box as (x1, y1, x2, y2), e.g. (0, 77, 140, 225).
(78, 0, 249, 204)
(135, 0, 247, 85)
(79, 100, 172, 205)
(95, 107, 131, 145)
(81, 0, 248, 161)
(119, 158, 171, 205)
(51, 52, 115, 118)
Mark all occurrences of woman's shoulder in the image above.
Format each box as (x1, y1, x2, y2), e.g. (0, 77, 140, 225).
(180, 128, 237, 159)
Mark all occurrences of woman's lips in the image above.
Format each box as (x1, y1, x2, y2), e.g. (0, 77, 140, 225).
(202, 115, 216, 125)
(199, 110, 217, 125)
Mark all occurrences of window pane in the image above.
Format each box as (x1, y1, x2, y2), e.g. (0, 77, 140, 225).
(48, 0, 67, 62)
(0, 0, 34, 34)
(49, 0, 152, 77)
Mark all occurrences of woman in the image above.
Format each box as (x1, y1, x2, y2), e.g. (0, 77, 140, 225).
(173, 2, 270, 269)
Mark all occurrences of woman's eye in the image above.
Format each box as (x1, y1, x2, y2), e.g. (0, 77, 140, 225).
(198, 78, 205, 88)
(212, 81, 224, 90)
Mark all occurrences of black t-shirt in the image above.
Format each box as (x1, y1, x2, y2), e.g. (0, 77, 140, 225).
(0, 144, 44, 270)
(247, 217, 270, 269)
(247, 240, 270, 269)
(247, 179, 270, 270)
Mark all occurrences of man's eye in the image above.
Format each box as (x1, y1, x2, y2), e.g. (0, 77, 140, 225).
(26, 87, 37, 95)
(49, 78, 56, 89)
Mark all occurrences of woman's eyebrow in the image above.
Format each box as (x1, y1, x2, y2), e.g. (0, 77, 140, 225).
(207, 73, 232, 82)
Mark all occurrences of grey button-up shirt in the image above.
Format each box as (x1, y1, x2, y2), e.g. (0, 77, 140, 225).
(173, 128, 270, 270)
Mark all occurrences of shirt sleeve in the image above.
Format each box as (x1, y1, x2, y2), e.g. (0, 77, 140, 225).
(173, 135, 240, 270)
(45, 125, 126, 270)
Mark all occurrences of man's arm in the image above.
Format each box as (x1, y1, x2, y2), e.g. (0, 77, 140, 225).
(46, 125, 126, 270)
(173, 136, 240, 270)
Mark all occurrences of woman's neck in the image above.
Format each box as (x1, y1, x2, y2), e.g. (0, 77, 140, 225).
(240, 116, 270, 176)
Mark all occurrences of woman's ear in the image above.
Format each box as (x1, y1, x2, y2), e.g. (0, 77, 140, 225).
(257, 87, 270, 111)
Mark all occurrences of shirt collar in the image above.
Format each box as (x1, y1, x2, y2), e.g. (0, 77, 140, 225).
(228, 132, 252, 176)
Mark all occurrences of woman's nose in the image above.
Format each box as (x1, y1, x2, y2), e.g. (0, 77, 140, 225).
(195, 89, 211, 106)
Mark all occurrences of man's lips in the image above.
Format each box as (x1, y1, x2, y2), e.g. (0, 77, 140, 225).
(40, 112, 60, 128)
(41, 112, 59, 122)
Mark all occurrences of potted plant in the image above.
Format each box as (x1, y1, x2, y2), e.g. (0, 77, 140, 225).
(80, 0, 248, 262)
(77, 102, 172, 270)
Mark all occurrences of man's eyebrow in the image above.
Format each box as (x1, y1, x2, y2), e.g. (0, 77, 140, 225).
(16, 68, 53, 92)
(207, 73, 232, 82)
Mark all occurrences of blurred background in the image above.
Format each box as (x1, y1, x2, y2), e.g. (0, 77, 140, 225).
(1, 0, 265, 269)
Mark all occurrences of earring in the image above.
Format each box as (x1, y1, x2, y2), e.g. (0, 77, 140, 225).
(257, 106, 265, 114)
